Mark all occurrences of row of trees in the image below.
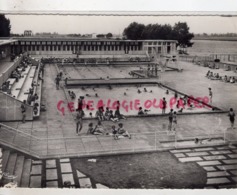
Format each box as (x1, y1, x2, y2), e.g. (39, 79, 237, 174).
(195, 33, 237, 37)
(123, 22, 194, 48)
(96, 33, 113, 38)
(0, 14, 11, 37)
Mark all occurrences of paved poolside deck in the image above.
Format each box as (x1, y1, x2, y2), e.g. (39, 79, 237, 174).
(1, 62, 237, 159)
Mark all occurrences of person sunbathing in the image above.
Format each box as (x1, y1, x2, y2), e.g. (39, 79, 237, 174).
(226, 76, 231, 82)
(68, 91, 76, 99)
(223, 75, 228, 82)
(114, 123, 131, 140)
(93, 121, 105, 135)
(87, 122, 104, 135)
(208, 72, 213, 79)
(138, 107, 144, 115)
(114, 107, 126, 120)
(95, 107, 104, 121)
(206, 70, 210, 77)
(230, 77, 236, 83)
(109, 110, 119, 122)
(216, 73, 220, 79)
(225, 66, 231, 71)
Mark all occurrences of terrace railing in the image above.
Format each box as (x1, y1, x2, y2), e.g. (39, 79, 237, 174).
(0, 122, 229, 159)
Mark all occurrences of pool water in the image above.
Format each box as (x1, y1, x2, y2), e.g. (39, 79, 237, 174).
(68, 84, 212, 117)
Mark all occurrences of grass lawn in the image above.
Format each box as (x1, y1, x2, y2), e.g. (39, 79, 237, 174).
(71, 151, 207, 189)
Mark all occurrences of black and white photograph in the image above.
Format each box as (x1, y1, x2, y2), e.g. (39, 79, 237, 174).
(0, 0, 237, 191)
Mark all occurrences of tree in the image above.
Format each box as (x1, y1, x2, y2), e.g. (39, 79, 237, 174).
(106, 33, 113, 38)
(123, 22, 145, 40)
(0, 14, 11, 37)
(96, 34, 105, 38)
(123, 21, 194, 48)
(172, 22, 194, 47)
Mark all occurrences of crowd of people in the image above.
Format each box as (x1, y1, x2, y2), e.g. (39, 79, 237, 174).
(74, 95, 131, 140)
(206, 70, 236, 83)
(1, 57, 30, 94)
(86, 121, 131, 139)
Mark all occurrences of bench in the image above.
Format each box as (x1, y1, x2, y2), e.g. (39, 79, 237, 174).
(10, 66, 31, 99)
(18, 66, 37, 102)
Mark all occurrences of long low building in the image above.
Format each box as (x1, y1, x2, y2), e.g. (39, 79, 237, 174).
(9, 37, 177, 57)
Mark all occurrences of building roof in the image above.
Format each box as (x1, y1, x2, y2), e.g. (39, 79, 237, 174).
(0, 39, 17, 46)
(10, 37, 177, 43)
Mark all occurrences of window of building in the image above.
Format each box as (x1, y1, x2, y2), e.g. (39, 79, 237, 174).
(167, 46, 171, 53)
(158, 47, 161, 53)
(58, 45, 61, 51)
(148, 47, 152, 54)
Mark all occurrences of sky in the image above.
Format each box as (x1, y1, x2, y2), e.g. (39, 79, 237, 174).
(1, 0, 237, 35)
(5, 15, 237, 35)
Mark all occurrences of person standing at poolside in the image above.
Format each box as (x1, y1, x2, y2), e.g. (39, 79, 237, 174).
(162, 97, 167, 114)
(55, 75, 60, 90)
(78, 96, 84, 110)
(208, 88, 213, 104)
(76, 109, 85, 135)
(172, 112, 177, 131)
(168, 109, 174, 131)
(228, 108, 235, 129)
